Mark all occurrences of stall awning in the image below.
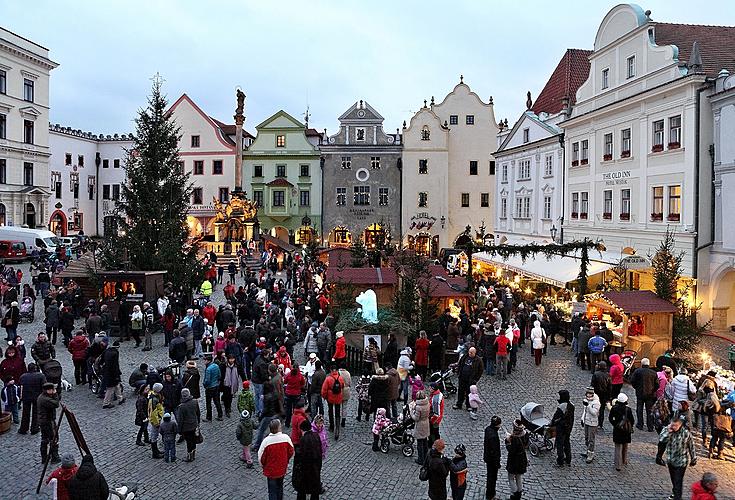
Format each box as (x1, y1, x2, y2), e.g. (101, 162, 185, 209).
(474, 251, 617, 288)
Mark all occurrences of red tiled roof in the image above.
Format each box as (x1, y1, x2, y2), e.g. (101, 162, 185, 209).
(327, 267, 398, 285)
(654, 23, 735, 77)
(596, 291, 677, 314)
(531, 49, 592, 115)
(266, 178, 293, 187)
(210, 117, 255, 139)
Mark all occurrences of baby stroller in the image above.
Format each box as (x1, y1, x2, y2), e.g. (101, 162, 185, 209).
(520, 402, 555, 457)
(19, 297, 34, 323)
(621, 349, 637, 382)
(379, 405, 415, 457)
(41, 359, 64, 394)
(429, 366, 457, 397)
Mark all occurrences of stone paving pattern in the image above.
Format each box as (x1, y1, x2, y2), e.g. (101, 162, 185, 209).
(4, 267, 735, 499)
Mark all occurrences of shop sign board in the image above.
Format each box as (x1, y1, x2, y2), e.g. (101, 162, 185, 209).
(621, 254, 651, 270)
(601, 170, 632, 186)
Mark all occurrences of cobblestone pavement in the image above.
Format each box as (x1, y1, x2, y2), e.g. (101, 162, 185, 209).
(4, 269, 735, 499)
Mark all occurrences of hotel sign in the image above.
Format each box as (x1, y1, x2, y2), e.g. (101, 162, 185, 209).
(601, 170, 632, 186)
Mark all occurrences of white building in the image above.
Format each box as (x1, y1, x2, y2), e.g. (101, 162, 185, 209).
(401, 78, 497, 257)
(0, 27, 58, 228)
(495, 49, 591, 244)
(167, 93, 254, 237)
(561, 4, 734, 291)
(700, 70, 735, 330)
(47, 125, 132, 237)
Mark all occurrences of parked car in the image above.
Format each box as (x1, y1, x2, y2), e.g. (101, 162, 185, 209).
(0, 240, 27, 262)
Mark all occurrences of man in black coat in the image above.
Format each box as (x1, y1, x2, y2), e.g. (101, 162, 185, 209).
(68, 454, 109, 500)
(550, 389, 575, 467)
(117, 299, 131, 342)
(168, 330, 187, 364)
(484, 415, 502, 500)
(591, 362, 612, 428)
(453, 347, 484, 410)
(629, 357, 658, 431)
(18, 363, 46, 434)
(37, 382, 60, 463)
(101, 341, 124, 408)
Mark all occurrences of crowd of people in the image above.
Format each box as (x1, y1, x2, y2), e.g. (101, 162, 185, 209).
(0, 247, 729, 500)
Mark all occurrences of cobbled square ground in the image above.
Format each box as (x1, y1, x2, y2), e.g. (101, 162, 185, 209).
(4, 269, 735, 499)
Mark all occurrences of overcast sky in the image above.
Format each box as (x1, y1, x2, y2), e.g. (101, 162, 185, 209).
(4, 1, 734, 135)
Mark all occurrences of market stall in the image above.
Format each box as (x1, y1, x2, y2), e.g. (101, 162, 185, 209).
(584, 290, 676, 362)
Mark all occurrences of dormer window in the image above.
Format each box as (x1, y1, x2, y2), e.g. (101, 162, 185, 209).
(421, 127, 430, 141)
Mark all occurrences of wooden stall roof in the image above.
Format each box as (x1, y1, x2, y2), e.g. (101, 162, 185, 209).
(260, 234, 297, 253)
(327, 266, 398, 286)
(424, 265, 472, 298)
(56, 252, 97, 279)
(318, 247, 352, 267)
(587, 290, 677, 315)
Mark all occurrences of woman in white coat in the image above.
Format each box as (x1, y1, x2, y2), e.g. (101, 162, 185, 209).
(529, 321, 546, 366)
(580, 387, 601, 463)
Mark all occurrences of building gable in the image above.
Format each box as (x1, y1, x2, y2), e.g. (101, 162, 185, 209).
(255, 110, 305, 131)
(167, 94, 234, 151)
(338, 100, 384, 123)
(497, 112, 559, 152)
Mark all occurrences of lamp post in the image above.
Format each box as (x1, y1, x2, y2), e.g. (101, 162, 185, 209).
(550, 224, 558, 243)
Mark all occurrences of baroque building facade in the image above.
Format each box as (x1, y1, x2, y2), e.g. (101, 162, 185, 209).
(401, 79, 498, 257)
(47, 125, 132, 237)
(495, 49, 591, 245)
(242, 110, 322, 245)
(561, 4, 734, 291)
(320, 100, 402, 247)
(0, 27, 57, 228)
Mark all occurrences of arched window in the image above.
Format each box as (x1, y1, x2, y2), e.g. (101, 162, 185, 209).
(25, 202, 36, 228)
(421, 127, 430, 141)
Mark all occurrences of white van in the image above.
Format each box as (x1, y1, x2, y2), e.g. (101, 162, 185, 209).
(0, 227, 60, 253)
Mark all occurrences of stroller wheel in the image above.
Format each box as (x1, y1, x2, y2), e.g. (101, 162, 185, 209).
(379, 438, 390, 454)
(529, 442, 540, 457)
(402, 444, 414, 457)
(545, 438, 554, 451)
(90, 380, 99, 395)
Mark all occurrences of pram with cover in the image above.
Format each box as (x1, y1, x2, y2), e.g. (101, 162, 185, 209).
(379, 405, 415, 457)
(520, 402, 555, 456)
(19, 297, 34, 323)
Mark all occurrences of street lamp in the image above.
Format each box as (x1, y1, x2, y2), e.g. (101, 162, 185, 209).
(550, 224, 558, 242)
(440, 215, 446, 229)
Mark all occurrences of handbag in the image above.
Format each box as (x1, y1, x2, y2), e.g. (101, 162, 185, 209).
(194, 426, 204, 444)
(418, 463, 429, 481)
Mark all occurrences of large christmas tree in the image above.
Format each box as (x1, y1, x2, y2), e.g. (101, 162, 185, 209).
(102, 76, 201, 290)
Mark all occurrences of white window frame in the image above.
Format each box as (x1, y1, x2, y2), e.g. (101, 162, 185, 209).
(542, 196, 552, 219)
(544, 155, 553, 177)
(602, 68, 609, 89)
(626, 55, 636, 79)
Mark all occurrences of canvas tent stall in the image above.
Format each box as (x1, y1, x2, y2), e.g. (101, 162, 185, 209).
(584, 290, 676, 362)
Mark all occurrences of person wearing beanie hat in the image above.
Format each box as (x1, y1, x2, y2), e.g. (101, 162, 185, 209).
(159, 412, 178, 463)
(659, 415, 697, 499)
(289, 396, 309, 446)
(147, 383, 165, 459)
(581, 387, 601, 463)
(505, 420, 528, 500)
(45, 453, 78, 500)
(177, 384, 201, 463)
(449, 443, 468, 500)
(236, 409, 256, 467)
(609, 391, 635, 471)
(630, 356, 658, 432)
(550, 389, 574, 467)
(332, 330, 346, 369)
(484, 415, 502, 500)
(67, 454, 109, 500)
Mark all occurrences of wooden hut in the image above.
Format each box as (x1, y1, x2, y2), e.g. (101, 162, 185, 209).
(326, 266, 398, 306)
(585, 290, 677, 361)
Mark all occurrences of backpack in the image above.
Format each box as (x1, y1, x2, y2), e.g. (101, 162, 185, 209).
(331, 375, 342, 395)
(615, 410, 633, 433)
